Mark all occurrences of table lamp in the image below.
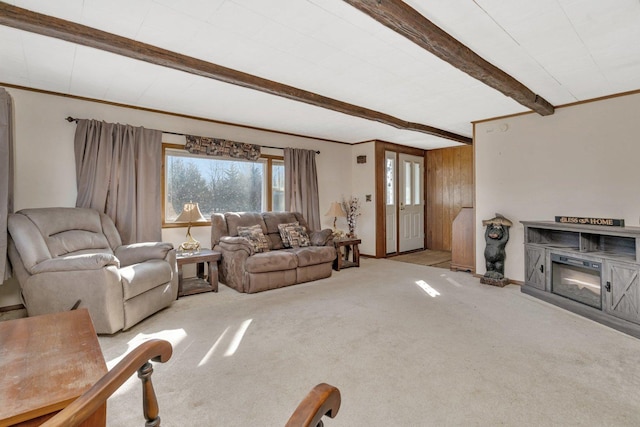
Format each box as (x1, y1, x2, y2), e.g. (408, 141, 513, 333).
(175, 202, 207, 252)
(325, 201, 346, 231)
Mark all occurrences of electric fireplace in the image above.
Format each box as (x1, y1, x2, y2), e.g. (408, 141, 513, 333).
(551, 253, 602, 309)
(522, 220, 640, 338)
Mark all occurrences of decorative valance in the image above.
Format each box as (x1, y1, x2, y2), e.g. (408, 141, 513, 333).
(185, 135, 261, 161)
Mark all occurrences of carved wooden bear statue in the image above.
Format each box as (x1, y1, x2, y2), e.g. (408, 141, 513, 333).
(482, 213, 513, 282)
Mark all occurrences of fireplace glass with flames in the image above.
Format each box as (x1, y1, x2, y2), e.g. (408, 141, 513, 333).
(551, 254, 602, 309)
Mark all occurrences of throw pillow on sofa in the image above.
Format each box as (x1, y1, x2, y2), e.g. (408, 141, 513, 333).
(237, 224, 270, 253)
(278, 221, 299, 247)
(281, 224, 311, 248)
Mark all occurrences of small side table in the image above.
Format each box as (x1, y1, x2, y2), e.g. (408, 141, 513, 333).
(333, 237, 361, 271)
(176, 249, 221, 297)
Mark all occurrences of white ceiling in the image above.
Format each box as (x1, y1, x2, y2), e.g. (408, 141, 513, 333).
(1, 0, 639, 149)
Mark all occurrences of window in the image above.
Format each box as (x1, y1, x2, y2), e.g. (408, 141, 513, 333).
(413, 162, 421, 205)
(162, 144, 284, 226)
(385, 157, 394, 206)
(404, 160, 412, 205)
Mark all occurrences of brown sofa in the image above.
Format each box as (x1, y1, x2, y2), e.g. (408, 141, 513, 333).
(211, 212, 336, 293)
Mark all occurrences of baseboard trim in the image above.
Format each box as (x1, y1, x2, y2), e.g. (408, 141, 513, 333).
(0, 304, 25, 313)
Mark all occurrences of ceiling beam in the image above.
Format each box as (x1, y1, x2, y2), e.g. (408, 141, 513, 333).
(343, 0, 555, 116)
(0, 2, 472, 145)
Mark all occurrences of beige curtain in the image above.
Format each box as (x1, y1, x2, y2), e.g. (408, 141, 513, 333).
(74, 120, 162, 244)
(0, 88, 14, 283)
(284, 148, 320, 230)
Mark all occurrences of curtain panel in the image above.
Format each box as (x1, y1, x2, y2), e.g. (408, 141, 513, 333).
(284, 148, 321, 230)
(74, 120, 162, 244)
(185, 135, 261, 161)
(0, 88, 14, 284)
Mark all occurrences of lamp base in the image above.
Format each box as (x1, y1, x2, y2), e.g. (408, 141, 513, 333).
(179, 240, 201, 253)
(179, 224, 201, 254)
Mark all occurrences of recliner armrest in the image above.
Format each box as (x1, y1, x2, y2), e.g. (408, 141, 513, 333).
(218, 236, 254, 255)
(115, 242, 174, 267)
(30, 253, 120, 274)
(310, 229, 333, 246)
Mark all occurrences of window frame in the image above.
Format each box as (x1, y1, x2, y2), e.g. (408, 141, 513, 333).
(161, 143, 284, 228)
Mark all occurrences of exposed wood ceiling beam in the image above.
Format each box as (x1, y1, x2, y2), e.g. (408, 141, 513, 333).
(0, 2, 472, 145)
(344, 0, 555, 116)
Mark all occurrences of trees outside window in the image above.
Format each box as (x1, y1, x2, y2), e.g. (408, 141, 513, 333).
(163, 146, 283, 225)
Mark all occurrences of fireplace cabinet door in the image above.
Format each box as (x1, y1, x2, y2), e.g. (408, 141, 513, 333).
(524, 245, 546, 290)
(604, 261, 640, 325)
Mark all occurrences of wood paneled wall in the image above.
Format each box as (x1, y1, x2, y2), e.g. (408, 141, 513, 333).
(425, 145, 474, 251)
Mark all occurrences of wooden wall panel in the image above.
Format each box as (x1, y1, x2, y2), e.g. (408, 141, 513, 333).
(425, 145, 474, 251)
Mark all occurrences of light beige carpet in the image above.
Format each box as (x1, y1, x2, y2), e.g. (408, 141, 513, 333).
(99, 259, 640, 426)
(390, 249, 452, 269)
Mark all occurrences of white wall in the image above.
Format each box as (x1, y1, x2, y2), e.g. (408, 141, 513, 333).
(475, 92, 640, 282)
(350, 142, 376, 256)
(1, 87, 353, 306)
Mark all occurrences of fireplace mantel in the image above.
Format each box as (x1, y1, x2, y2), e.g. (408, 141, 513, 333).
(521, 221, 640, 338)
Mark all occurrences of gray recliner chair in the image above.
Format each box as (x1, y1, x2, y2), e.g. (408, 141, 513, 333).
(7, 207, 178, 334)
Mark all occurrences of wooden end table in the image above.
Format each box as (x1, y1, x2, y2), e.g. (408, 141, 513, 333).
(333, 237, 362, 271)
(176, 249, 221, 297)
(0, 309, 107, 426)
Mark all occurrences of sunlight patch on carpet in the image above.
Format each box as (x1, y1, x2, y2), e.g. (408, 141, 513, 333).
(445, 276, 463, 288)
(105, 328, 188, 397)
(416, 280, 440, 297)
(198, 327, 230, 367)
(225, 319, 253, 357)
(106, 328, 187, 368)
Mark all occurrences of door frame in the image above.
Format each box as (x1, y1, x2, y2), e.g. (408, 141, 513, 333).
(375, 141, 426, 258)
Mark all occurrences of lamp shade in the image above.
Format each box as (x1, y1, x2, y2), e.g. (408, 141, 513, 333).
(325, 201, 346, 217)
(175, 202, 207, 223)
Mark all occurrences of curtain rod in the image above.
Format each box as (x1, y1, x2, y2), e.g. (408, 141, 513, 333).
(65, 116, 320, 154)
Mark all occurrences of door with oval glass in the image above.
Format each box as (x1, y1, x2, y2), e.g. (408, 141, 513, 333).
(399, 153, 424, 252)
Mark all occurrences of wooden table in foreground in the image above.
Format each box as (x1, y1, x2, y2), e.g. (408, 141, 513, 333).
(333, 237, 362, 271)
(176, 249, 221, 297)
(0, 309, 107, 427)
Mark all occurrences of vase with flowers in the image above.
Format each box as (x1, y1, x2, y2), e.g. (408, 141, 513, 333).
(341, 196, 361, 238)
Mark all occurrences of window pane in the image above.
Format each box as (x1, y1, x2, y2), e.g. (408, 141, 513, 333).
(272, 161, 285, 212)
(413, 162, 421, 205)
(165, 149, 266, 222)
(404, 161, 411, 205)
(386, 157, 394, 205)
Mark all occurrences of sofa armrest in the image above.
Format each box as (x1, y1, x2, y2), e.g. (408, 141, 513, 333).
(30, 253, 120, 274)
(115, 242, 174, 267)
(219, 236, 254, 255)
(310, 229, 334, 246)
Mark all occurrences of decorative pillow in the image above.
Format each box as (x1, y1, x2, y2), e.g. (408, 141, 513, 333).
(278, 222, 299, 248)
(282, 225, 311, 248)
(237, 225, 270, 253)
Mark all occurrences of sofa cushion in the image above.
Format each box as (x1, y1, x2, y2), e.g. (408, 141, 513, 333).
(262, 212, 299, 233)
(237, 224, 270, 253)
(120, 259, 174, 300)
(277, 222, 299, 247)
(263, 212, 300, 249)
(225, 212, 267, 237)
(281, 224, 311, 248)
(290, 246, 336, 267)
(245, 251, 298, 273)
